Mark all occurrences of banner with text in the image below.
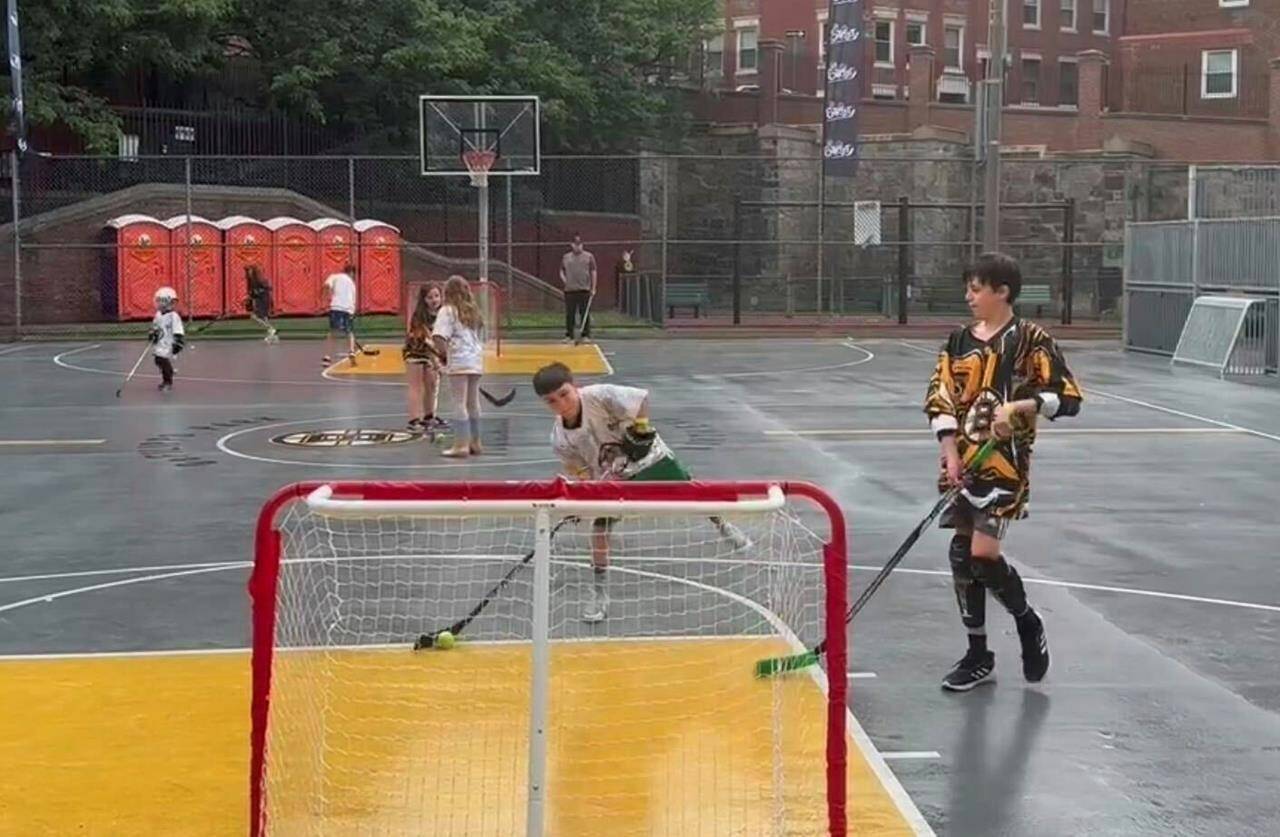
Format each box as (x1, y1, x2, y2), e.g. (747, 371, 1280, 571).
(823, 0, 864, 177)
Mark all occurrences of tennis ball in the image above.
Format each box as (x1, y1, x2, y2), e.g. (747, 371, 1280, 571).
(435, 630, 456, 650)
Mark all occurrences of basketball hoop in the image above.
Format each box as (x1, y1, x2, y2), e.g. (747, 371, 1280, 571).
(462, 149, 497, 188)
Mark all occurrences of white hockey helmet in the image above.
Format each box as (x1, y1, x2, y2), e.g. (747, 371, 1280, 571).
(154, 286, 178, 310)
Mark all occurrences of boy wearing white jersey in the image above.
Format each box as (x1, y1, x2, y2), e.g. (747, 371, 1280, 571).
(149, 286, 185, 392)
(322, 263, 358, 364)
(533, 362, 748, 622)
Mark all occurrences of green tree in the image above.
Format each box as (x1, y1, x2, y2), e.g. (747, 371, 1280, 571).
(6, 0, 719, 152)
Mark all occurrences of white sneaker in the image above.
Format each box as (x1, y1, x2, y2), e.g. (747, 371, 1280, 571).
(716, 520, 753, 552)
(265, 329, 279, 344)
(581, 587, 609, 623)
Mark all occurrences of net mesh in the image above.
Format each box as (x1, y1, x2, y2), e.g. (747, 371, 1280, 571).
(463, 149, 497, 188)
(257, 494, 837, 836)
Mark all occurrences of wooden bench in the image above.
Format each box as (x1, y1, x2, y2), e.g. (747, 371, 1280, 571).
(1018, 284, 1053, 318)
(665, 281, 711, 318)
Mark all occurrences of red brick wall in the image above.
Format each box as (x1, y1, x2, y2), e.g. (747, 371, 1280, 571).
(1102, 113, 1272, 160)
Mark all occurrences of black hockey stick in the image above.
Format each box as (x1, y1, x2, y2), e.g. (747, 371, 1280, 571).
(115, 343, 152, 398)
(414, 516, 578, 649)
(189, 310, 230, 337)
(755, 438, 997, 677)
(480, 386, 516, 407)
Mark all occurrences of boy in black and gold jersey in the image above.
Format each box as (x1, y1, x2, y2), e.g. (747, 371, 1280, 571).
(924, 252, 1083, 691)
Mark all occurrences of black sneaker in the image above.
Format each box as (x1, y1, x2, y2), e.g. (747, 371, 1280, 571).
(941, 649, 996, 692)
(1017, 609, 1050, 683)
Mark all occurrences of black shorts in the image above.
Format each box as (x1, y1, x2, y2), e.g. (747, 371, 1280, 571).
(253, 295, 271, 319)
(940, 496, 1013, 539)
(328, 310, 354, 334)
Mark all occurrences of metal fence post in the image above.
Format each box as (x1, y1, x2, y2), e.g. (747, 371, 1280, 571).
(660, 157, 669, 326)
(1062, 198, 1075, 325)
(817, 160, 826, 315)
(506, 175, 515, 321)
(184, 157, 194, 314)
(348, 157, 356, 223)
(9, 150, 20, 335)
(898, 195, 910, 325)
(732, 197, 743, 325)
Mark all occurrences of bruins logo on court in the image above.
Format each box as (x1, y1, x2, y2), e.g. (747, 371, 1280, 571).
(271, 428, 420, 448)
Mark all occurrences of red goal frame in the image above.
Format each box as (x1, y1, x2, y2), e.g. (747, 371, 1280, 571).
(249, 478, 849, 836)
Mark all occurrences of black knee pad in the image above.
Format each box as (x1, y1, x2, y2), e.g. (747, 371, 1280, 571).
(971, 555, 1028, 616)
(949, 535, 986, 629)
(948, 534, 973, 576)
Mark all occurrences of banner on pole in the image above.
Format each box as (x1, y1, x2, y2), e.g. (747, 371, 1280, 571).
(822, 0, 865, 178)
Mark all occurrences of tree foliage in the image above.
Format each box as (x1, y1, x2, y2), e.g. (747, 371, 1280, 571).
(5, 0, 718, 152)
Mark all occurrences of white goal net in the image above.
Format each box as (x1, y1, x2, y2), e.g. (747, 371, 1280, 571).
(250, 480, 850, 836)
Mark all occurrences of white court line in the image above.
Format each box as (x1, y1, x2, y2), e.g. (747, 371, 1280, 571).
(0, 343, 35, 356)
(763, 427, 1241, 437)
(895, 339, 1280, 445)
(848, 671, 878, 679)
(880, 751, 942, 761)
(214, 413, 560, 470)
(54, 344, 363, 389)
(708, 339, 875, 379)
(0, 439, 107, 446)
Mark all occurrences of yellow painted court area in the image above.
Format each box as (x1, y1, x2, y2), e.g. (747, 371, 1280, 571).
(1, 640, 915, 836)
(329, 342, 612, 376)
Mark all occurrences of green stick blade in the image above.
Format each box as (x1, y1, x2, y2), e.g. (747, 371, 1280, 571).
(754, 651, 819, 678)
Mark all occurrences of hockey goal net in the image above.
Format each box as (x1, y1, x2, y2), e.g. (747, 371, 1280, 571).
(403, 278, 503, 357)
(250, 480, 849, 836)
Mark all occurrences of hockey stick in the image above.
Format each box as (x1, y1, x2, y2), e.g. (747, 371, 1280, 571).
(413, 516, 578, 649)
(189, 310, 230, 337)
(573, 292, 595, 345)
(115, 344, 152, 398)
(480, 386, 516, 407)
(754, 438, 997, 678)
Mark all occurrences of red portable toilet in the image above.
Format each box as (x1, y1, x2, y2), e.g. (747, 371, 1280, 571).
(355, 219, 402, 314)
(218, 216, 271, 317)
(310, 219, 356, 305)
(102, 215, 171, 321)
(163, 215, 223, 318)
(265, 217, 321, 315)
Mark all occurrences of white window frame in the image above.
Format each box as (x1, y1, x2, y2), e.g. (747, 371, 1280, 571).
(943, 23, 965, 71)
(1023, 0, 1041, 29)
(1061, 0, 1077, 32)
(1092, 0, 1110, 35)
(1201, 49, 1238, 99)
(1219, 1, 1249, 8)
(703, 33, 725, 78)
(1058, 56, 1079, 108)
(871, 83, 898, 99)
(873, 17, 896, 69)
(1021, 55, 1042, 104)
(734, 18, 760, 76)
(905, 10, 928, 47)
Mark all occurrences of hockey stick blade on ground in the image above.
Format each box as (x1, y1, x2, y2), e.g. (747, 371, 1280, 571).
(480, 386, 516, 407)
(754, 437, 997, 678)
(573, 293, 595, 346)
(115, 344, 153, 398)
(414, 516, 576, 649)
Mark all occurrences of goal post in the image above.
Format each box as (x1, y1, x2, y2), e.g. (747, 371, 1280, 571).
(250, 479, 849, 836)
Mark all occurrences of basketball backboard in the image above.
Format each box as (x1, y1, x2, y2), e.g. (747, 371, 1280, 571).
(419, 95, 540, 177)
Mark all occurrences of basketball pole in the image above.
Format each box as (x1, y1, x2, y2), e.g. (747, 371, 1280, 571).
(478, 176, 490, 283)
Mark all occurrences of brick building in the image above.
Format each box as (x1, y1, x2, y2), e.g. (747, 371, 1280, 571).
(690, 0, 1280, 158)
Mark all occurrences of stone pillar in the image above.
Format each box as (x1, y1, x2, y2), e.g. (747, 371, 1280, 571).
(1077, 50, 1109, 150)
(907, 45, 935, 130)
(756, 39, 786, 126)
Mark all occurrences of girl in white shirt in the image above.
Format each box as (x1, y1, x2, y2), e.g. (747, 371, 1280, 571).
(432, 275, 486, 457)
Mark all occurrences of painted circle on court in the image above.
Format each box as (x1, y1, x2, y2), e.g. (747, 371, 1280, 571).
(271, 428, 422, 448)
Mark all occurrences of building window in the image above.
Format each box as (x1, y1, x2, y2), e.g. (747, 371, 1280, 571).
(906, 21, 927, 46)
(1092, 0, 1109, 34)
(1061, 0, 1077, 30)
(871, 83, 898, 100)
(944, 26, 963, 70)
(874, 20, 894, 66)
(1023, 0, 1041, 28)
(818, 14, 829, 65)
(1022, 58, 1041, 104)
(1202, 49, 1238, 98)
(1059, 60, 1078, 106)
(737, 26, 758, 74)
(704, 35, 724, 77)
(1219, 1, 1249, 7)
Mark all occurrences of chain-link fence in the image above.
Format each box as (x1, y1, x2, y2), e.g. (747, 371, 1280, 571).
(0, 151, 1199, 337)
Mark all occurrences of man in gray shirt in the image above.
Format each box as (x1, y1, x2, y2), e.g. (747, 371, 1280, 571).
(560, 234, 597, 342)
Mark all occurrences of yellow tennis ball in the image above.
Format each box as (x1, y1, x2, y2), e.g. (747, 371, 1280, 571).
(435, 630, 456, 650)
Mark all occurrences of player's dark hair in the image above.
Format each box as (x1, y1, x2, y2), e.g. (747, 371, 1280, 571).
(532, 362, 574, 396)
(966, 252, 1022, 304)
(344, 262, 357, 274)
